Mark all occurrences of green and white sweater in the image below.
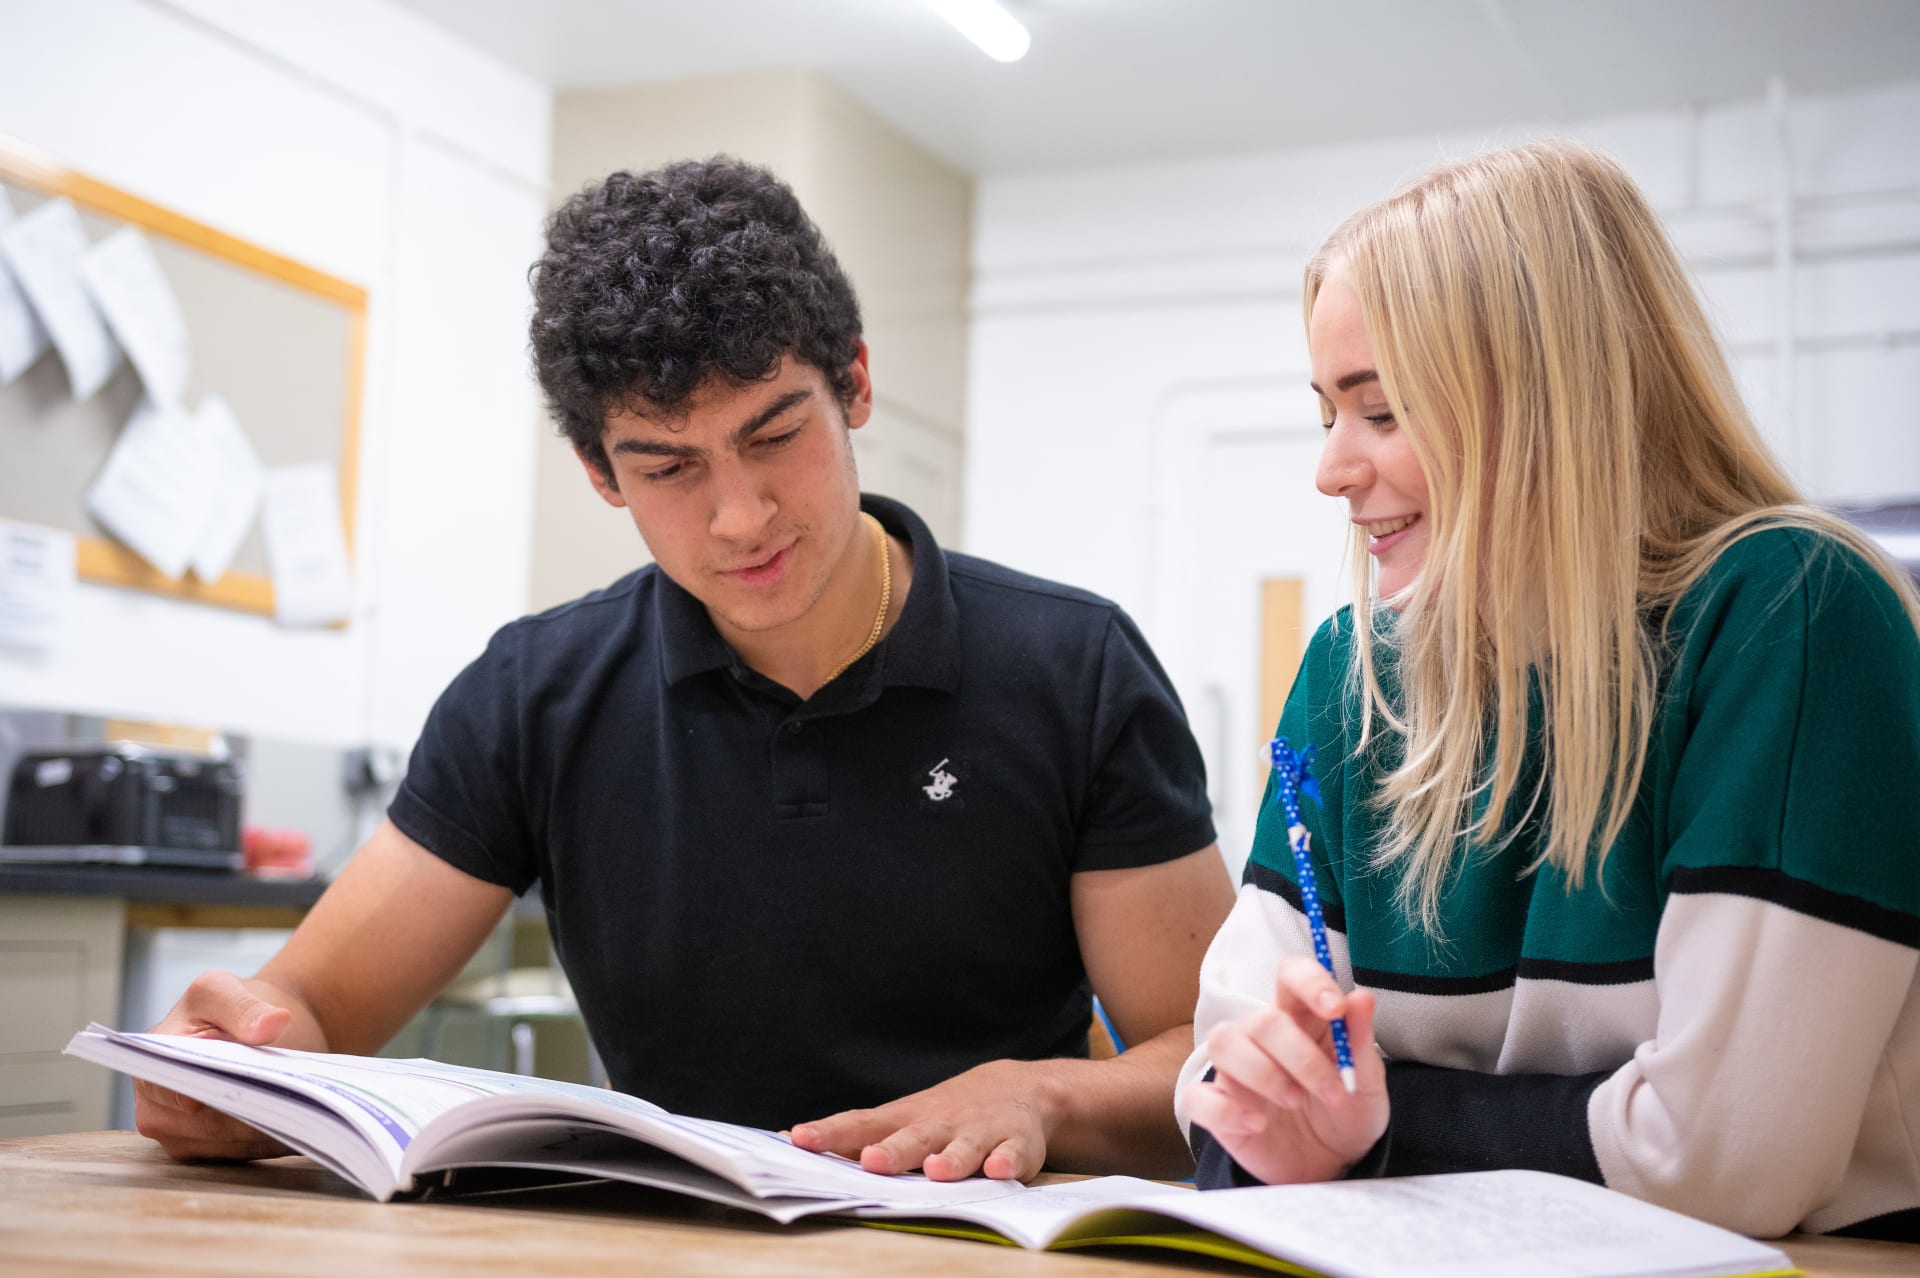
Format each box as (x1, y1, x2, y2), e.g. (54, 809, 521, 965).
(1176, 528, 1920, 1240)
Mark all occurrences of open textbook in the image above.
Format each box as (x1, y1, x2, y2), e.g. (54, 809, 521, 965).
(66, 1025, 1794, 1278)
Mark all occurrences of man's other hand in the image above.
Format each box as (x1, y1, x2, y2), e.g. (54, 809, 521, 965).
(132, 969, 295, 1162)
(788, 1059, 1060, 1181)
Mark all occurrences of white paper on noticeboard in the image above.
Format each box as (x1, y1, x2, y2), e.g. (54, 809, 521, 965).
(262, 463, 352, 627)
(187, 395, 264, 582)
(84, 398, 218, 579)
(0, 521, 76, 656)
(0, 197, 122, 398)
(80, 226, 191, 405)
(0, 190, 52, 383)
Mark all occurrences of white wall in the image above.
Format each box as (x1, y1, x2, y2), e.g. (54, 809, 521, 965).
(965, 80, 1920, 866)
(0, 0, 551, 751)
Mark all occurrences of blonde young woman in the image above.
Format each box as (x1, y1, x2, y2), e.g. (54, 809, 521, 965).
(1175, 140, 1920, 1241)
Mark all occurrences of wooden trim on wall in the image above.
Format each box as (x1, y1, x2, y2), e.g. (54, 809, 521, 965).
(0, 132, 367, 621)
(1259, 577, 1305, 789)
(0, 136, 366, 309)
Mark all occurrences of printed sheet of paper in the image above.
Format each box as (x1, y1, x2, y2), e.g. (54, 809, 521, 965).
(0, 190, 52, 383)
(187, 395, 264, 582)
(81, 226, 190, 404)
(85, 399, 218, 579)
(0, 197, 122, 398)
(263, 463, 352, 627)
(0, 521, 75, 655)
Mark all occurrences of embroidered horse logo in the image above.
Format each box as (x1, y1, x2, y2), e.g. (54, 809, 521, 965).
(923, 758, 958, 802)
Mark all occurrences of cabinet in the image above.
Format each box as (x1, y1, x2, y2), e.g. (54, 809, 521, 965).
(0, 865, 325, 1137)
(0, 896, 124, 1138)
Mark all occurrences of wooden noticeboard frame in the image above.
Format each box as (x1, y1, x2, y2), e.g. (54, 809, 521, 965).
(0, 133, 367, 619)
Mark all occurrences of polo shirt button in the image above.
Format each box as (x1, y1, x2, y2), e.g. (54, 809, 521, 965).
(785, 721, 804, 735)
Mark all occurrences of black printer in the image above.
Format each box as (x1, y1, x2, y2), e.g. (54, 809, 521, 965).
(2, 745, 244, 869)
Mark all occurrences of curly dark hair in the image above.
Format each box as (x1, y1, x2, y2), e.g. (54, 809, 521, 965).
(529, 157, 864, 478)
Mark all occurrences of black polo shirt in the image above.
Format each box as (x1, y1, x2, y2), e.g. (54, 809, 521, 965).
(389, 495, 1215, 1129)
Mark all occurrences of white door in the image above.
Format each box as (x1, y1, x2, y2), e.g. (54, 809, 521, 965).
(1148, 386, 1349, 877)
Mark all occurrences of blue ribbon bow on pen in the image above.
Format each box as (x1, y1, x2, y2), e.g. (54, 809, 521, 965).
(1266, 737, 1320, 823)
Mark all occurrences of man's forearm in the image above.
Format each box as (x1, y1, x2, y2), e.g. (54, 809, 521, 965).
(1036, 1025, 1196, 1178)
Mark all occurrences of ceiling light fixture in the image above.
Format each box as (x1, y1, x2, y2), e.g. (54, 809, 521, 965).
(927, 0, 1030, 63)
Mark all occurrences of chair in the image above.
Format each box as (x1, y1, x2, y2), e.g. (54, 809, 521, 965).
(419, 917, 605, 1083)
(1089, 996, 1124, 1060)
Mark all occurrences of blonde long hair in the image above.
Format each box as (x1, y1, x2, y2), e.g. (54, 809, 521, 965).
(1309, 139, 1920, 932)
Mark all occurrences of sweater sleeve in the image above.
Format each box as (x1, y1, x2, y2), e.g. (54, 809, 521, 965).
(1583, 533, 1920, 1235)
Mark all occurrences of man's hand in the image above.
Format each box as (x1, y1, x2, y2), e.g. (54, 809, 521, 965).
(788, 1058, 1060, 1181)
(790, 846, 1236, 1182)
(133, 969, 297, 1162)
(128, 822, 512, 1164)
(1183, 956, 1389, 1184)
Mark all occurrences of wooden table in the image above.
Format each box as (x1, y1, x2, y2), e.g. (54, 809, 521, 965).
(2, 1132, 1916, 1277)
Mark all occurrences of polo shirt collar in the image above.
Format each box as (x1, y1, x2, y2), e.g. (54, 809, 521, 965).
(654, 494, 962, 695)
(656, 571, 735, 685)
(864, 493, 962, 694)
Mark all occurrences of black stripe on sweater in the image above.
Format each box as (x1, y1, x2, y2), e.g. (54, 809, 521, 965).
(1516, 955, 1655, 986)
(1245, 859, 1348, 933)
(1667, 865, 1920, 949)
(1352, 955, 1653, 996)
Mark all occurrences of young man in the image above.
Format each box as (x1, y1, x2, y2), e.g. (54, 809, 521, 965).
(136, 158, 1234, 1181)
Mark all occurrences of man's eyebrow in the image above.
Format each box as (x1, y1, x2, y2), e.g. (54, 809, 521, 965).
(609, 437, 698, 460)
(729, 388, 813, 447)
(607, 388, 816, 461)
(1308, 370, 1382, 395)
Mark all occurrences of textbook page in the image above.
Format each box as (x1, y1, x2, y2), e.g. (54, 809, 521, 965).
(417, 1120, 845, 1223)
(858, 1171, 1792, 1277)
(1097, 1172, 1790, 1278)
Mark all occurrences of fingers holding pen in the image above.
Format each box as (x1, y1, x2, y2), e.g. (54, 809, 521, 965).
(1213, 988, 1371, 1111)
(1205, 961, 1388, 1116)
(1340, 989, 1386, 1093)
(1272, 957, 1391, 1094)
(1273, 955, 1350, 1026)
(1191, 982, 1388, 1184)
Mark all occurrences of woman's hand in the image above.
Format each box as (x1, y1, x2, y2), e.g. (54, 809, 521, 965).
(1184, 956, 1389, 1184)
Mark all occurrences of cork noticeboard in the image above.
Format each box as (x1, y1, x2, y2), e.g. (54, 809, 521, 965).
(0, 133, 366, 618)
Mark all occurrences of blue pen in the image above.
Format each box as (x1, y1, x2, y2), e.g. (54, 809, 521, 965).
(1267, 737, 1356, 1094)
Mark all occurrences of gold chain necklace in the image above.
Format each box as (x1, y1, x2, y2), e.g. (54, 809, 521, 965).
(825, 513, 891, 683)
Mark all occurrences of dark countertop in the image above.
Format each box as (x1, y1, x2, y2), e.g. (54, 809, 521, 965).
(0, 863, 327, 907)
